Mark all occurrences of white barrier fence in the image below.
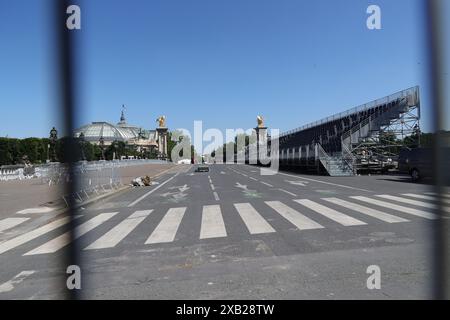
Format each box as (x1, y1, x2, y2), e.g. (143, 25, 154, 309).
(0, 159, 169, 206)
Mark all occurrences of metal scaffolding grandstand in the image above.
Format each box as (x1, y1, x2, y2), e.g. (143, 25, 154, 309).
(258, 86, 421, 176)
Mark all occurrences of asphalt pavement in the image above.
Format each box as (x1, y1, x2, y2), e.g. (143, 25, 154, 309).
(1, 163, 448, 299)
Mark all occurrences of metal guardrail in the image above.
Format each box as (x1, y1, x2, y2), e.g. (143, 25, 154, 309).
(275, 86, 419, 139)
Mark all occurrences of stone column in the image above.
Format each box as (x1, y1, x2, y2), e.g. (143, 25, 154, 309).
(254, 126, 267, 165)
(156, 127, 169, 160)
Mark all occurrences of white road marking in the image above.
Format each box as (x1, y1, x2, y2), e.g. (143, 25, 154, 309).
(210, 184, 215, 191)
(286, 180, 309, 187)
(249, 177, 258, 181)
(213, 192, 220, 201)
(85, 210, 152, 250)
(0, 217, 29, 232)
(351, 196, 437, 220)
(200, 205, 227, 239)
(260, 181, 273, 187)
(146, 207, 186, 244)
(278, 189, 297, 197)
(294, 199, 366, 226)
(277, 172, 372, 192)
(377, 195, 450, 213)
(322, 198, 408, 223)
(0, 270, 35, 293)
(265, 201, 324, 230)
(402, 193, 450, 205)
(127, 173, 179, 207)
(0, 216, 80, 255)
(235, 182, 249, 190)
(16, 207, 54, 214)
(24, 212, 117, 255)
(234, 203, 275, 234)
(425, 192, 450, 198)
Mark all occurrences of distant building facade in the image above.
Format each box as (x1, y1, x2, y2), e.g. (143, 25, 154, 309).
(73, 110, 159, 153)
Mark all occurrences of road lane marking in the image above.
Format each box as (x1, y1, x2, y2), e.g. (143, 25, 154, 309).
(402, 193, 450, 205)
(351, 196, 437, 220)
(376, 195, 450, 213)
(210, 184, 215, 191)
(213, 192, 220, 201)
(0, 217, 29, 233)
(0, 270, 35, 293)
(294, 199, 366, 226)
(322, 198, 408, 223)
(24, 212, 117, 255)
(127, 173, 179, 207)
(200, 205, 227, 239)
(0, 216, 80, 255)
(16, 207, 54, 214)
(424, 192, 450, 198)
(249, 177, 258, 181)
(234, 203, 276, 234)
(286, 180, 309, 187)
(278, 189, 297, 197)
(265, 201, 324, 230)
(277, 172, 372, 192)
(260, 181, 273, 187)
(146, 207, 185, 244)
(85, 210, 152, 250)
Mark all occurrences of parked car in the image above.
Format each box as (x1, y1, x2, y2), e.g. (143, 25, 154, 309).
(398, 148, 432, 182)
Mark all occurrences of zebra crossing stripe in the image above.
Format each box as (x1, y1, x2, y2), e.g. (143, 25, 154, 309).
(322, 198, 408, 223)
(24, 212, 117, 255)
(265, 201, 324, 230)
(85, 210, 152, 250)
(234, 203, 276, 234)
(146, 207, 186, 244)
(294, 199, 366, 226)
(350, 196, 437, 220)
(377, 195, 450, 213)
(425, 192, 450, 199)
(0, 216, 79, 255)
(200, 205, 227, 239)
(402, 193, 450, 205)
(0, 217, 30, 233)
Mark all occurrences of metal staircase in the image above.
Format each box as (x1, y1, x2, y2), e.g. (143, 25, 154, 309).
(317, 144, 354, 176)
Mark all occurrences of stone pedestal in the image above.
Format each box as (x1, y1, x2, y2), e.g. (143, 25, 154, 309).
(156, 127, 169, 160)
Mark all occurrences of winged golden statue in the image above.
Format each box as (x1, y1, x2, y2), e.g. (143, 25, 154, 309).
(156, 115, 166, 127)
(257, 115, 264, 128)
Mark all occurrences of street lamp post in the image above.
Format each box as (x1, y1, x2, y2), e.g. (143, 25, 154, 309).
(99, 136, 105, 160)
(79, 132, 86, 161)
(49, 127, 58, 162)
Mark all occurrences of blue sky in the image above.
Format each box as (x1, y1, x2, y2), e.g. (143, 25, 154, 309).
(0, 0, 448, 141)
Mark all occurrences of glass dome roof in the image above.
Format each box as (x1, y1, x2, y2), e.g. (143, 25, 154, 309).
(73, 109, 157, 144)
(74, 122, 138, 142)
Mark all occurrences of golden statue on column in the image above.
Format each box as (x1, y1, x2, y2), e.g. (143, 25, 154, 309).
(156, 115, 166, 128)
(257, 115, 264, 128)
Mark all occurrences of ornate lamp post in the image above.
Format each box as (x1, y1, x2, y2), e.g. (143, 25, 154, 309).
(79, 132, 86, 161)
(49, 127, 58, 162)
(99, 135, 105, 160)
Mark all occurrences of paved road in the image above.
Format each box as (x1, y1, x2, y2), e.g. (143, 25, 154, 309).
(1, 164, 449, 299)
